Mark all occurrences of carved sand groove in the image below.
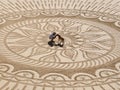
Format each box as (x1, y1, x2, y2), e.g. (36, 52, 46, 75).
(0, 0, 120, 90)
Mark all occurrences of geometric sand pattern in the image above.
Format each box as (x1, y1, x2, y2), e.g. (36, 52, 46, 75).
(0, 0, 120, 90)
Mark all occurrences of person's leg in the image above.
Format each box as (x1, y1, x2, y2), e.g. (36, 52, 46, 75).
(58, 39, 64, 47)
(53, 35, 59, 46)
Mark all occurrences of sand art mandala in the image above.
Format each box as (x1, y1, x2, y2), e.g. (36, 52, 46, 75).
(0, 18, 119, 69)
(0, 0, 120, 90)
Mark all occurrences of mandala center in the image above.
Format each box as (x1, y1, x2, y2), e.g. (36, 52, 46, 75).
(35, 31, 84, 50)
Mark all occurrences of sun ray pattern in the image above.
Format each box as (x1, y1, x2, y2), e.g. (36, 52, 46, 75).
(0, 0, 120, 90)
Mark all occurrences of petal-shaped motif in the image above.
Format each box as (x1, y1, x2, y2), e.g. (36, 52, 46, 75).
(41, 73, 70, 80)
(20, 28, 39, 38)
(81, 11, 99, 18)
(6, 14, 22, 20)
(14, 70, 40, 80)
(0, 64, 14, 72)
(61, 10, 79, 16)
(11, 38, 35, 46)
(41, 10, 59, 16)
(43, 22, 59, 32)
(41, 73, 70, 86)
(99, 16, 116, 22)
(80, 46, 108, 59)
(43, 75, 65, 80)
(7, 32, 26, 39)
(25, 23, 41, 30)
(80, 24, 91, 33)
(61, 49, 77, 61)
(72, 73, 95, 80)
(65, 24, 82, 33)
(30, 46, 49, 56)
(96, 69, 118, 77)
(9, 46, 28, 53)
(39, 54, 61, 63)
(59, 20, 74, 27)
(23, 10, 40, 17)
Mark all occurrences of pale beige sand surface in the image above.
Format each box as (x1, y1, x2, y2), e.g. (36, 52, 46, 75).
(0, 0, 120, 90)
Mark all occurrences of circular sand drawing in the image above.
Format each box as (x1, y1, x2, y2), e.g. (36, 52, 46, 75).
(0, 0, 120, 90)
(0, 18, 120, 69)
(5, 18, 114, 62)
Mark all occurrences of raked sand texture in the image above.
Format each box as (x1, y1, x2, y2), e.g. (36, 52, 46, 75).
(0, 0, 120, 90)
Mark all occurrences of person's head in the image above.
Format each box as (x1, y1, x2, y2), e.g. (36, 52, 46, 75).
(52, 32, 56, 35)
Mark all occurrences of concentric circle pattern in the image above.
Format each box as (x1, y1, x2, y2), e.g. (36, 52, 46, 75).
(0, 0, 120, 90)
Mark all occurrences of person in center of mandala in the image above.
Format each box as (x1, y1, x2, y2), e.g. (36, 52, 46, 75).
(48, 32, 64, 47)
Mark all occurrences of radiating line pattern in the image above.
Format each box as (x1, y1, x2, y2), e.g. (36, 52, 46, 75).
(0, 0, 120, 90)
(0, 0, 120, 15)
